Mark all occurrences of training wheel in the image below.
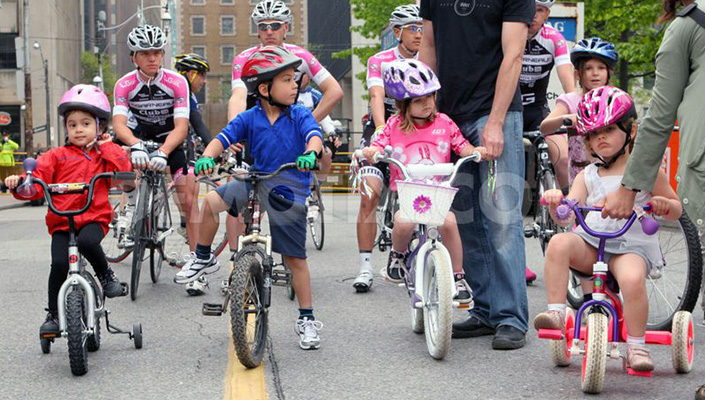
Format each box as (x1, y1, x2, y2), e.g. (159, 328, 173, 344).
(671, 311, 694, 373)
(132, 323, 143, 349)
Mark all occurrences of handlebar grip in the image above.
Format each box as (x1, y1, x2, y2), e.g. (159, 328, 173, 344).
(555, 204, 571, 220)
(113, 171, 137, 181)
(539, 197, 548, 207)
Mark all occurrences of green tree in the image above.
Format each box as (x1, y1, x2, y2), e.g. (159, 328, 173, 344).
(80, 51, 117, 101)
(580, 0, 665, 90)
(333, 0, 410, 92)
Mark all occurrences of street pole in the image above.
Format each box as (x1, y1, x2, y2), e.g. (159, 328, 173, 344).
(44, 58, 50, 148)
(22, 0, 33, 155)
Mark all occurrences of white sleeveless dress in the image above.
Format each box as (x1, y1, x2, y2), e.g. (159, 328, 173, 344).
(573, 164, 664, 273)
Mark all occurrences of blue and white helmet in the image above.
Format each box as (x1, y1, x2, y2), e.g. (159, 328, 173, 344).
(571, 37, 618, 70)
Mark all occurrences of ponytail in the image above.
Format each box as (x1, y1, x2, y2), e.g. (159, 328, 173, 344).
(659, 0, 682, 23)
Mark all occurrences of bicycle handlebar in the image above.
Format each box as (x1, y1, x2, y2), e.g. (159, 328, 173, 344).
(553, 198, 658, 238)
(230, 162, 298, 183)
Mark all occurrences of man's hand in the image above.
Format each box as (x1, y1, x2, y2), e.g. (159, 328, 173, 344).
(296, 151, 317, 172)
(482, 122, 504, 159)
(328, 134, 342, 148)
(149, 149, 168, 172)
(599, 186, 637, 219)
(195, 156, 215, 175)
(130, 142, 149, 169)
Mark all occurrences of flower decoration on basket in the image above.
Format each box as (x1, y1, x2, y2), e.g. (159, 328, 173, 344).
(413, 195, 433, 214)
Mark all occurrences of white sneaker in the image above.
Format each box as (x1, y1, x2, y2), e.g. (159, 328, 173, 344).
(295, 317, 323, 350)
(353, 270, 373, 293)
(307, 204, 319, 221)
(174, 253, 220, 284)
(117, 204, 135, 248)
(186, 276, 209, 296)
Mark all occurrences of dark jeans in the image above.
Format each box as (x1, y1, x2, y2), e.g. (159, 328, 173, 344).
(452, 111, 529, 332)
(48, 223, 107, 311)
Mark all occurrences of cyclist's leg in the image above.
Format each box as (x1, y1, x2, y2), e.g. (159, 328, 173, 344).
(391, 210, 415, 253)
(169, 150, 199, 252)
(48, 231, 71, 312)
(546, 134, 569, 189)
(77, 223, 123, 297)
(438, 212, 463, 271)
(543, 232, 597, 304)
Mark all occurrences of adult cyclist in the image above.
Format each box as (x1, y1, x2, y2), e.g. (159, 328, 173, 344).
(520, 0, 574, 284)
(297, 74, 341, 178)
(174, 53, 213, 296)
(112, 25, 198, 261)
(353, 4, 424, 292)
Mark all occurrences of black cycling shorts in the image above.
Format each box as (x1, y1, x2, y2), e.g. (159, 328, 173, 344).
(523, 103, 550, 132)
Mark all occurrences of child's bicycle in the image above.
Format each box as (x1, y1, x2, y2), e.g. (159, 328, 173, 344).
(536, 199, 694, 394)
(201, 162, 300, 368)
(365, 148, 482, 360)
(16, 158, 143, 376)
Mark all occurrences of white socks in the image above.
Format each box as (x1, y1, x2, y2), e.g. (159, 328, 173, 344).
(547, 303, 567, 318)
(627, 335, 646, 348)
(359, 252, 372, 273)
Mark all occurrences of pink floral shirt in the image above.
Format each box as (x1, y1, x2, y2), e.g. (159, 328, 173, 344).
(370, 113, 469, 190)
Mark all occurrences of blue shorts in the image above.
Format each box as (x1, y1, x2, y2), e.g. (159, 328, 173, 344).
(215, 180, 308, 259)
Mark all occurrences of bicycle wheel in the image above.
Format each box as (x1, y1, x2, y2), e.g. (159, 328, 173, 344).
(130, 182, 150, 301)
(83, 272, 102, 352)
(103, 188, 131, 263)
(422, 248, 453, 360)
(566, 272, 585, 310)
(150, 181, 170, 283)
(66, 287, 88, 376)
(646, 213, 703, 331)
(163, 178, 227, 267)
(581, 312, 608, 394)
(230, 254, 268, 368)
(307, 181, 325, 251)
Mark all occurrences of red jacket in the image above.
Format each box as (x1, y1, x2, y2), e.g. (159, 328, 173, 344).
(13, 142, 131, 235)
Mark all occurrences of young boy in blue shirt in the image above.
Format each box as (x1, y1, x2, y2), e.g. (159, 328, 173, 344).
(174, 46, 325, 349)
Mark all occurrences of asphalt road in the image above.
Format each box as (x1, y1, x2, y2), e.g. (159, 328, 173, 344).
(1, 194, 704, 400)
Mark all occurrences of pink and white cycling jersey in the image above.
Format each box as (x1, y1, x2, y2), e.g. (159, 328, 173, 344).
(370, 113, 469, 190)
(520, 24, 570, 107)
(231, 44, 331, 90)
(113, 68, 189, 139)
(366, 47, 418, 114)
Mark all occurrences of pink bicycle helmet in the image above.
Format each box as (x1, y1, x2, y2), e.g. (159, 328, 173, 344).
(576, 86, 636, 136)
(58, 84, 111, 121)
(383, 59, 440, 101)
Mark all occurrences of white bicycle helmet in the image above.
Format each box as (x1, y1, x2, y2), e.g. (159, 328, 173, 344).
(535, 0, 555, 8)
(389, 4, 422, 27)
(252, 0, 292, 23)
(127, 25, 167, 52)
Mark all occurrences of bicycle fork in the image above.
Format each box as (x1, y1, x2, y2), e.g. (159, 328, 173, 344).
(56, 223, 96, 337)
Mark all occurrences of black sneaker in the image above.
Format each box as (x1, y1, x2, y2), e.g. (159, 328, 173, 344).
(492, 325, 526, 350)
(97, 268, 124, 298)
(452, 316, 495, 338)
(40, 309, 60, 338)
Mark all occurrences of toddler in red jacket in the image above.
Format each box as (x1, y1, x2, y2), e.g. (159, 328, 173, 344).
(4, 85, 131, 338)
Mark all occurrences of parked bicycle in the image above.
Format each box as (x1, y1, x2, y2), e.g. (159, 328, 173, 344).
(15, 158, 142, 376)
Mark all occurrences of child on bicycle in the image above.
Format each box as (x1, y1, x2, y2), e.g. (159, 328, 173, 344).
(361, 59, 486, 305)
(534, 86, 682, 372)
(4, 84, 131, 339)
(540, 37, 618, 188)
(174, 46, 325, 350)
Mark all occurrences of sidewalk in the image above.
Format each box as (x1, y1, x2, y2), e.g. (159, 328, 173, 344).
(0, 193, 28, 211)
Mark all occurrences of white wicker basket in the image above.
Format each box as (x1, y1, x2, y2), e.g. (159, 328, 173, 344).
(396, 180, 459, 226)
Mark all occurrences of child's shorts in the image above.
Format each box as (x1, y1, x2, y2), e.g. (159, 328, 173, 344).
(215, 179, 308, 259)
(570, 231, 662, 277)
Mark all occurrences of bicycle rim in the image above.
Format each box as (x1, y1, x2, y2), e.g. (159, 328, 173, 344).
(308, 187, 325, 250)
(230, 254, 268, 368)
(103, 189, 131, 263)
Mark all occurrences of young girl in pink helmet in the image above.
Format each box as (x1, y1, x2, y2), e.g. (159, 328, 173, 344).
(534, 86, 682, 371)
(360, 59, 487, 304)
(4, 84, 131, 338)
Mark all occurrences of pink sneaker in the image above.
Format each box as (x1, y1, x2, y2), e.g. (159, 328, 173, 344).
(526, 267, 537, 284)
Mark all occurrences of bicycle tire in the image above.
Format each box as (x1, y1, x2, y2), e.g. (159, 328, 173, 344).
(423, 249, 453, 360)
(308, 181, 325, 251)
(130, 180, 150, 301)
(581, 312, 608, 394)
(566, 273, 584, 310)
(83, 272, 101, 352)
(230, 254, 268, 368)
(150, 180, 170, 283)
(66, 287, 88, 376)
(163, 178, 227, 267)
(537, 169, 559, 255)
(103, 189, 131, 263)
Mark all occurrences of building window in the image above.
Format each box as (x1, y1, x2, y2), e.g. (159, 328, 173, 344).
(220, 0, 234, 4)
(192, 46, 206, 58)
(191, 0, 205, 5)
(191, 16, 206, 36)
(221, 46, 235, 65)
(220, 16, 235, 36)
(0, 33, 18, 69)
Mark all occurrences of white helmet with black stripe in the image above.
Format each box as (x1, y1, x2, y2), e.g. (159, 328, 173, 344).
(252, 0, 292, 23)
(389, 4, 422, 28)
(127, 24, 167, 52)
(536, 0, 555, 8)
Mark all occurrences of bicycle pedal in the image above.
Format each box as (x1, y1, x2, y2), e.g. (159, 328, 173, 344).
(202, 303, 223, 316)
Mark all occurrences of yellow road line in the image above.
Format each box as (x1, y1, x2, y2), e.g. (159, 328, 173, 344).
(223, 332, 268, 400)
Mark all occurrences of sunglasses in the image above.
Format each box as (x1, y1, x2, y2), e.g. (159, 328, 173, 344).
(258, 22, 283, 32)
(403, 25, 424, 33)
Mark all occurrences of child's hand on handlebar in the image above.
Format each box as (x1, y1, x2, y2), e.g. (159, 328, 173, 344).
(542, 189, 564, 207)
(474, 146, 489, 160)
(4, 175, 20, 190)
(649, 196, 672, 217)
(194, 156, 215, 175)
(361, 146, 379, 164)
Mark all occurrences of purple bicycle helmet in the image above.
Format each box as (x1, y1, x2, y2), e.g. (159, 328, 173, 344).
(382, 59, 440, 101)
(58, 84, 111, 120)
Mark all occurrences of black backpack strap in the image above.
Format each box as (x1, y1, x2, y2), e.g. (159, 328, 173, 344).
(678, 3, 705, 29)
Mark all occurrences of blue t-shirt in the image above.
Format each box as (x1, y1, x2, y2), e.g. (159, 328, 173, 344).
(296, 87, 323, 112)
(216, 103, 322, 202)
